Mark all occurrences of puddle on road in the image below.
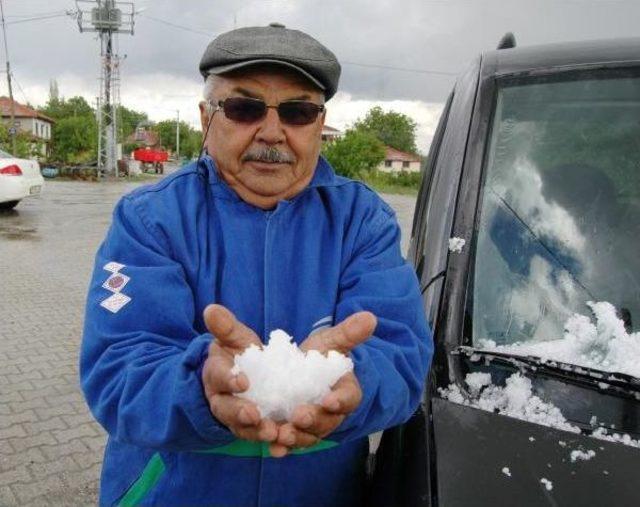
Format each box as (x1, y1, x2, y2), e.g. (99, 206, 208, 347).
(0, 224, 39, 241)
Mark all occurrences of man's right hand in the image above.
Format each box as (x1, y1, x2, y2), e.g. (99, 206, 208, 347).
(202, 304, 278, 443)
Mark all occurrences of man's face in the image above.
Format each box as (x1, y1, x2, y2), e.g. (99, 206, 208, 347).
(199, 66, 326, 209)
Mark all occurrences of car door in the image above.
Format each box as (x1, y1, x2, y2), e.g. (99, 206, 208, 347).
(427, 63, 640, 507)
(366, 56, 481, 507)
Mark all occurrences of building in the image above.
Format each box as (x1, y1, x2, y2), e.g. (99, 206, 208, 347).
(126, 122, 161, 149)
(0, 97, 55, 157)
(321, 124, 342, 142)
(377, 146, 421, 173)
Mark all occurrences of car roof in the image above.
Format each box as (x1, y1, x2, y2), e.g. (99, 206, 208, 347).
(482, 37, 640, 77)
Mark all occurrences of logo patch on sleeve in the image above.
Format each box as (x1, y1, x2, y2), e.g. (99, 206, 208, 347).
(100, 293, 131, 313)
(102, 273, 130, 293)
(100, 261, 131, 313)
(103, 261, 125, 273)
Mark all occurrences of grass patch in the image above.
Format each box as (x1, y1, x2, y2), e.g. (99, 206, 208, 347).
(357, 170, 421, 196)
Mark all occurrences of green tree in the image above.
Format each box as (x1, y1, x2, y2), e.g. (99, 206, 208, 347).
(118, 105, 148, 140)
(50, 115, 98, 163)
(0, 122, 37, 158)
(39, 96, 94, 120)
(154, 120, 202, 158)
(322, 128, 385, 178)
(354, 106, 418, 154)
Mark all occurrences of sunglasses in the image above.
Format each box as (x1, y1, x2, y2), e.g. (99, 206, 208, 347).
(210, 97, 325, 126)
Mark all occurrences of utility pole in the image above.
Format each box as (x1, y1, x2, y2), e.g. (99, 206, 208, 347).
(176, 110, 180, 162)
(75, 1, 134, 177)
(0, 0, 16, 154)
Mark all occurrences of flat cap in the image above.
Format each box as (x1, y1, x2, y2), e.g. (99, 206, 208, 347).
(199, 23, 341, 99)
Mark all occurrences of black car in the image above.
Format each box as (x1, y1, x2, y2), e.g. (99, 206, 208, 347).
(369, 36, 640, 507)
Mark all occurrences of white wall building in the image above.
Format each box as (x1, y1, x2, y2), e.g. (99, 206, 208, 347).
(0, 97, 55, 158)
(377, 146, 421, 173)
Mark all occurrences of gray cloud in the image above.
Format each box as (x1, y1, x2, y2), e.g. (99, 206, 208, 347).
(3, 0, 640, 105)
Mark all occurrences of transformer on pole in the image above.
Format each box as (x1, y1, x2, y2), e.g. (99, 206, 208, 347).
(75, 1, 134, 177)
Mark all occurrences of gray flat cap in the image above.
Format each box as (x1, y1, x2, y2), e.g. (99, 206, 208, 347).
(199, 23, 341, 99)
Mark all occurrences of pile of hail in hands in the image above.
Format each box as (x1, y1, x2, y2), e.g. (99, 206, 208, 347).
(231, 329, 353, 421)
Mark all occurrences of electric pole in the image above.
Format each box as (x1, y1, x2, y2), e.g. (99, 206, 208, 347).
(0, 0, 16, 154)
(74, 1, 134, 177)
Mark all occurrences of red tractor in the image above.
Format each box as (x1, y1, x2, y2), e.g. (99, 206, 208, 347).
(132, 148, 169, 174)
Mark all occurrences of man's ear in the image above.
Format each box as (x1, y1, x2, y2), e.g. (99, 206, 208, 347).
(198, 101, 210, 134)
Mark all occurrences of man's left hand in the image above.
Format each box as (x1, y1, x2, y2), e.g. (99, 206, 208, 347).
(269, 311, 377, 457)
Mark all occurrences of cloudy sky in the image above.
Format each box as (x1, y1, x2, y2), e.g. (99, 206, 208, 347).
(3, 0, 639, 152)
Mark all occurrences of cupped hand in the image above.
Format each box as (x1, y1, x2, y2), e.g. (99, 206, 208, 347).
(202, 304, 278, 443)
(269, 311, 377, 457)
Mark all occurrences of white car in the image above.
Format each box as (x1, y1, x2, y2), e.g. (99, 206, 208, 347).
(0, 148, 44, 210)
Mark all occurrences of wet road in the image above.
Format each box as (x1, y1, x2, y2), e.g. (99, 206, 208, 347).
(0, 176, 416, 505)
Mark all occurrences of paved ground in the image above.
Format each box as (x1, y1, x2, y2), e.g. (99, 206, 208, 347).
(0, 174, 416, 506)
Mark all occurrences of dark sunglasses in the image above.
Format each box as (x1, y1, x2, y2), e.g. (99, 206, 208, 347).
(210, 97, 325, 126)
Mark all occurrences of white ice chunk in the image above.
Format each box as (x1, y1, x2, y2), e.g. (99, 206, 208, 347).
(465, 372, 492, 396)
(440, 373, 580, 433)
(478, 301, 640, 378)
(540, 478, 553, 491)
(232, 329, 353, 421)
(570, 449, 596, 462)
(502, 467, 511, 477)
(448, 237, 466, 253)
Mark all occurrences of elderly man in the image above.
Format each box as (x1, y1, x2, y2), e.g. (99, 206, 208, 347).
(81, 23, 432, 507)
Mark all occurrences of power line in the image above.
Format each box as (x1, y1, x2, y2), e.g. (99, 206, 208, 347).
(139, 13, 213, 37)
(5, 12, 69, 25)
(7, 10, 67, 18)
(139, 14, 458, 77)
(342, 60, 457, 76)
(10, 71, 29, 105)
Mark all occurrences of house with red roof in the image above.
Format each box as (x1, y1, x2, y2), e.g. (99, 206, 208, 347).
(377, 146, 421, 173)
(0, 97, 55, 157)
(321, 124, 342, 142)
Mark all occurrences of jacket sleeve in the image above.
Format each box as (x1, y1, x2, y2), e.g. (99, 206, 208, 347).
(330, 204, 433, 442)
(80, 195, 234, 451)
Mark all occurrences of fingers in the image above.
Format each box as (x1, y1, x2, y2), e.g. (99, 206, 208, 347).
(301, 311, 377, 355)
(203, 304, 262, 351)
(270, 422, 323, 458)
(208, 393, 278, 443)
(287, 403, 343, 438)
(321, 372, 362, 415)
(203, 353, 249, 396)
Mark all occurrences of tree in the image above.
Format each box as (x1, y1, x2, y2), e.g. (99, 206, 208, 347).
(0, 123, 38, 158)
(354, 106, 419, 154)
(322, 128, 386, 178)
(118, 105, 148, 140)
(49, 116, 98, 164)
(39, 96, 94, 120)
(153, 120, 202, 159)
(49, 79, 59, 102)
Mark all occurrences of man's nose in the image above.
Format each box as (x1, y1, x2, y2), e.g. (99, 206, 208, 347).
(255, 107, 286, 144)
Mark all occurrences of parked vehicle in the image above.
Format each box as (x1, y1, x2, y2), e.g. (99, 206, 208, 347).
(132, 147, 169, 174)
(369, 36, 640, 506)
(0, 149, 44, 210)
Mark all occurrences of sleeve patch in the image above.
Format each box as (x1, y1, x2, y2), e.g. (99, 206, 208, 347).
(100, 293, 131, 314)
(103, 261, 125, 273)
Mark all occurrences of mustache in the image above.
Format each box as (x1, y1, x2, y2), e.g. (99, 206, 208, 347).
(242, 146, 295, 164)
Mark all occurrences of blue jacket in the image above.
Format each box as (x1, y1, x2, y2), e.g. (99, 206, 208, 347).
(80, 155, 433, 507)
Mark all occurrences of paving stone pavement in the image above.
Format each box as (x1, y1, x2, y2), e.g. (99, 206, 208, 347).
(0, 176, 416, 506)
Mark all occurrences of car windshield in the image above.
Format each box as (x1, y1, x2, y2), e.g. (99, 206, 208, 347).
(470, 69, 640, 377)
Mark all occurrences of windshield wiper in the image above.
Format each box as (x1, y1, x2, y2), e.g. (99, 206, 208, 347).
(454, 345, 640, 398)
